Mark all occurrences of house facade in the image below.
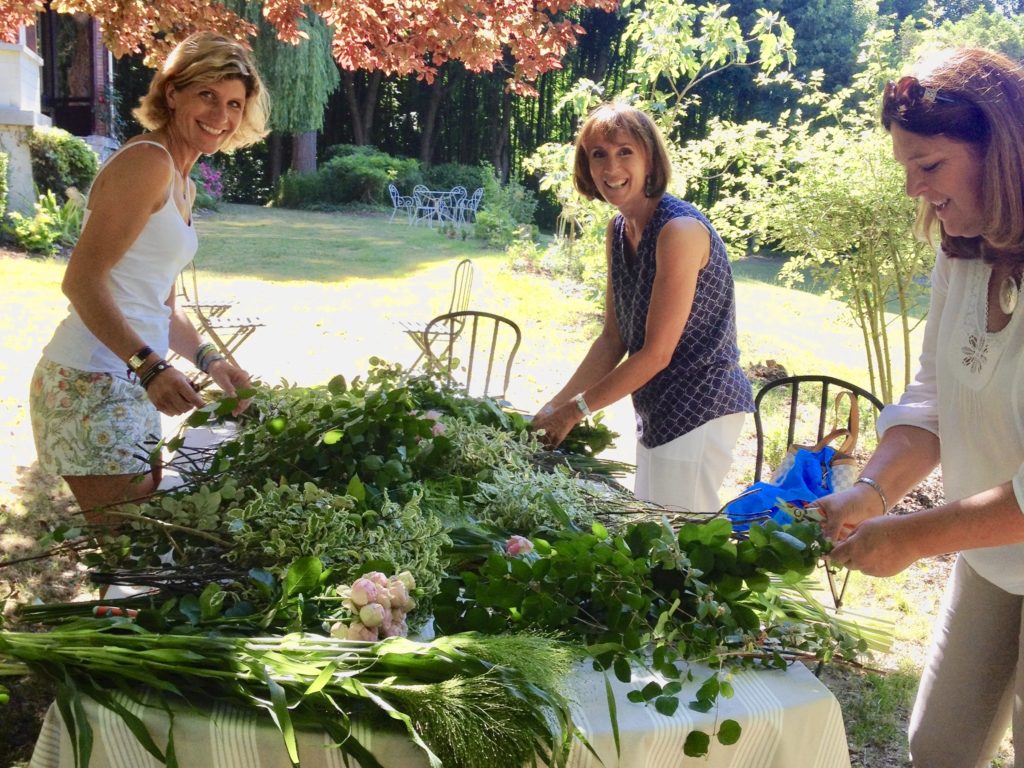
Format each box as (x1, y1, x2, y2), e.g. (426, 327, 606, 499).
(0, 11, 116, 215)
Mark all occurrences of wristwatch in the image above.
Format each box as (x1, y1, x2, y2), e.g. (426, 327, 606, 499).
(127, 345, 154, 374)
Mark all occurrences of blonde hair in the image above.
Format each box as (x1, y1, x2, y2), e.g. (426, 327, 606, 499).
(884, 48, 1024, 260)
(573, 102, 672, 202)
(133, 32, 269, 151)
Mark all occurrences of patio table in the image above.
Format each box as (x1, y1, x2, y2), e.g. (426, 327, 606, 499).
(29, 659, 850, 768)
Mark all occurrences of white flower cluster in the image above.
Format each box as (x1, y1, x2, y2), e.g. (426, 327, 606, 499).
(330, 570, 417, 642)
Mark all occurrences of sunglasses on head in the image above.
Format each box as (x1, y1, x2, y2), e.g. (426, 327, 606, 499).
(883, 76, 961, 118)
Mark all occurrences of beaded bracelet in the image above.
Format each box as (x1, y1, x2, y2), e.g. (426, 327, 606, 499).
(195, 342, 225, 374)
(139, 360, 172, 390)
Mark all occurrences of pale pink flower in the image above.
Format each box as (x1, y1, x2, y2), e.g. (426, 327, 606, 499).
(350, 578, 378, 607)
(344, 622, 379, 642)
(431, 421, 446, 436)
(395, 571, 416, 591)
(381, 619, 409, 638)
(359, 603, 387, 628)
(506, 535, 534, 556)
(366, 571, 389, 588)
(388, 579, 410, 609)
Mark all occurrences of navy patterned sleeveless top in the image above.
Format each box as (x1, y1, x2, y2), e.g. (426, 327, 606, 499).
(610, 194, 753, 448)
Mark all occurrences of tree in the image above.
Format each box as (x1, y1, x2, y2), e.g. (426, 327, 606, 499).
(0, 0, 617, 94)
(244, 4, 340, 176)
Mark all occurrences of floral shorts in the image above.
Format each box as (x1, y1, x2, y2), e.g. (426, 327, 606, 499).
(29, 358, 161, 476)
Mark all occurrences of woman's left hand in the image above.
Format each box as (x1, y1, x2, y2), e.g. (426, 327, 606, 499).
(828, 515, 919, 577)
(531, 402, 581, 449)
(208, 359, 253, 416)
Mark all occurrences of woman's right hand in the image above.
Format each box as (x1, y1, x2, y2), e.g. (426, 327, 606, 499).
(816, 482, 887, 542)
(145, 365, 206, 416)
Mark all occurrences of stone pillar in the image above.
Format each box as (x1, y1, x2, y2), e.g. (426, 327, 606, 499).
(0, 30, 51, 216)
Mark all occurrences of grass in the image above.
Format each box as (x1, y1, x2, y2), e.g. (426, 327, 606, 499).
(0, 203, 990, 767)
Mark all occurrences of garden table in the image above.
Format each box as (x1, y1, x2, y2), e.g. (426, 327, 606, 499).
(29, 660, 851, 768)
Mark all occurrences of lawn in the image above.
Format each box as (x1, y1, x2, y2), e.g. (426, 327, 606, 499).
(1, 204, 1005, 767)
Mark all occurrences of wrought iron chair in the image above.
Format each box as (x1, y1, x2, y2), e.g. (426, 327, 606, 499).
(387, 183, 415, 224)
(456, 187, 484, 227)
(401, 258, 474, 368)
(753, 374, 884, 615)
(175, 260, 264, 374)
(421, 310, 522, 401)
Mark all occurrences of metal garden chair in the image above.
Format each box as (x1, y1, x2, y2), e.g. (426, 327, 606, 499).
(174, 260, 264, 375)
(400, 258, 474, 368)
(753, 374, 884, 615)
(421, 310, 522, 401)
(387, 183, 415, 224)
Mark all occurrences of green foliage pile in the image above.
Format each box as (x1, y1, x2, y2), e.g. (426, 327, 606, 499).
(27, 127, 98, 202)
(8, 361, 879, 763)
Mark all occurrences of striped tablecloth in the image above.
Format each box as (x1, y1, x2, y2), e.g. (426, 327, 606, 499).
(30, 660, 851, 768)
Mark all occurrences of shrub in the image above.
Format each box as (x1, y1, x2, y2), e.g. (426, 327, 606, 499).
(274, 169, 327, 209)
(274, 147, 422, 209)
(27, 128, 98, 201)
(190, 161, 223, 211)
(0, 152, 7, 221)
(473, 170, 538, 248)
(4, 190, 84, 256)
(422, 163, 489, 193)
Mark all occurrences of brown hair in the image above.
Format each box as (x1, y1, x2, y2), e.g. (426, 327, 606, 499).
(573, 102, 672, 202)
(133, 31, 269, 151)
(882, 48, 1024, 261)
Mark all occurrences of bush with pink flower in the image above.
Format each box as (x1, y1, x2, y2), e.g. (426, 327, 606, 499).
(329, 570, 418, 641)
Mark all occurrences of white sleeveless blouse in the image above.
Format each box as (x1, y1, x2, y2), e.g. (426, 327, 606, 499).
(43, 140, 198, 376)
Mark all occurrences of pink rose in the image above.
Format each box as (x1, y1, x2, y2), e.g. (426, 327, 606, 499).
(365, 571, 389, 588)
(359, 603, 387, 629)
(432, 421, 446, 436)
(506, 535, 534, 557)
(350, 578, 378, 607)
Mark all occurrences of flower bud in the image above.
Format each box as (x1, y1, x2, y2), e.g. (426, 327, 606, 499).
(506, 535, 534, 557)
(359, 603, 387, 629)
(345, 622, 378, 642)
(350, 578, 378, 607)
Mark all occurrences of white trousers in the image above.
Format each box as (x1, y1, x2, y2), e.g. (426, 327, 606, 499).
(633, 412, 746, 514)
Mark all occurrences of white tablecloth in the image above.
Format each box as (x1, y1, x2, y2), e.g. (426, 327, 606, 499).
(30, 661, 851, 768)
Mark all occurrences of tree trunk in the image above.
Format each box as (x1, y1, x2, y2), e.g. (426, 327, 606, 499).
(341, 72, 367, 145)
(491, 87, 512, 182)
(269, 133, 283, 187)
(342, 70, 384, 146)
(419, 64, 464, 167)
(291, 131, 318, 174)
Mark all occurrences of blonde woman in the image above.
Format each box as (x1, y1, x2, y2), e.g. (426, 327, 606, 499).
(30, 32, 269, 519)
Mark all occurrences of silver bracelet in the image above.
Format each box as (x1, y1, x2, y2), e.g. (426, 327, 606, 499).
(573, 393, 592, 418)
(855, 476, 889, 515)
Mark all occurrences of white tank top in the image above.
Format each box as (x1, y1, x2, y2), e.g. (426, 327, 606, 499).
(43, 140, 199, 376)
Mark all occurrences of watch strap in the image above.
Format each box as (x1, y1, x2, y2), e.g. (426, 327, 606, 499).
(127, 345, 154, 374)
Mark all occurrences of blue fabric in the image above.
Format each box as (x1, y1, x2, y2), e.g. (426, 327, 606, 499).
(610, 194, 754, 448)
(724, 446, 839, 532)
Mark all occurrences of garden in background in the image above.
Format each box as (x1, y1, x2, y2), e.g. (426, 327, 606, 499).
(3, 1, 1024, 765)
(0, 202, 1006, 767)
